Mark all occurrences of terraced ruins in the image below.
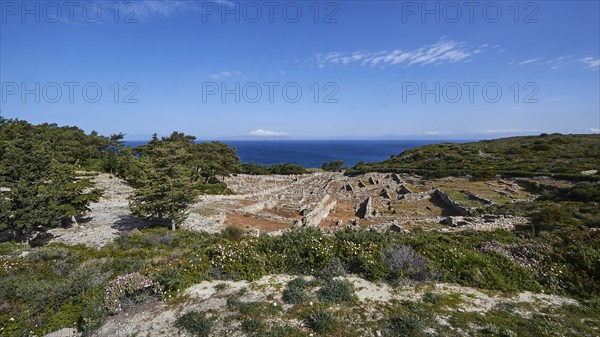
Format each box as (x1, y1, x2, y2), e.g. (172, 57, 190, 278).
(183, 172, 537, 236)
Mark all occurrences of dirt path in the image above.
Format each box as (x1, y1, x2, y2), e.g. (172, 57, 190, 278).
(48, 173, 149, 248)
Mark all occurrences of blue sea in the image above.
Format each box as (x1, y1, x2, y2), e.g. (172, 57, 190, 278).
(124, 140, 458, 168)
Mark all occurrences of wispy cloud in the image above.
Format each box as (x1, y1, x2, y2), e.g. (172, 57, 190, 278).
(517, 58, 542, 66)
(209, 70, 243, 80)
(134, 0, 201, 19)
(312, 38, 487, 69)
(580, 57, 600, 70)
(247, 129, 288, 137)
(512, 55, 598, 70)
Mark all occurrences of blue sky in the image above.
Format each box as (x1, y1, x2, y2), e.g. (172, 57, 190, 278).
(1, 0, 599, 140)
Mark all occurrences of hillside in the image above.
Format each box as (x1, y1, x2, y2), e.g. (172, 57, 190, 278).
(348, 134, 600, 180)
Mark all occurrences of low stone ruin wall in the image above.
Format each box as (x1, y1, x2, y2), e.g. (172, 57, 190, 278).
(356, 196, 373, 219)
(302, 194, 337, 227)
(463, 190, 496, 205)
(433, 189, 471, 215)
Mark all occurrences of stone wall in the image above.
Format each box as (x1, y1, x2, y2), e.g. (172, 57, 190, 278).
(397, 189, 434, 203)
(462, 190, 496, 205)
(302, 194, 337, 227)
(236, 199, 279, 214)
(356, 196, 374, 219)
(433, 189, 471, 215)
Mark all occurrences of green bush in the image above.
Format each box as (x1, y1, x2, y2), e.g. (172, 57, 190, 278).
(214, 282, 228, 291)
(321, 160, 346, 172)
(317, 279, 354, 303)
(422, 291, 441, 304)
(78, 290, 108, 336)
(307, 309, 338, 334)
(316, 258, 346, 280)
(103, 272, 163, 314)
(142, 231, 176, 246)
(389, 314, 423, 336)
(221, 225, 245, 242)
(151, 267, 190, 294)
(209, 238, 269, 280)
(380, 244, 432, 282)
(174, 311, 213, 337)
(282, 278, 309, 304)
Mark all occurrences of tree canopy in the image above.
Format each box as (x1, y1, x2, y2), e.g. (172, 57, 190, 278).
(128, 132, 241, 230)
(321, 160, 346, 172)
(0, 118, 101, 237)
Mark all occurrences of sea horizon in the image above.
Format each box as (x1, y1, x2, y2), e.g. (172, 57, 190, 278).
(124, 139, 470, 168)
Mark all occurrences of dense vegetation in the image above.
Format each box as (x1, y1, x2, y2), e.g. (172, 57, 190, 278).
(0, 117, 241, 238)
(348, 134, 600, 181)
(0, 117, 115, 238)
(241, 162, 307, 175)
(1, 219, 598, 336)
(128, 133, 240, 229)
(321, 160, 347, 172)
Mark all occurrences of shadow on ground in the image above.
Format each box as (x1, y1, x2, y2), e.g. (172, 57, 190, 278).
(112, 214, 153, 232)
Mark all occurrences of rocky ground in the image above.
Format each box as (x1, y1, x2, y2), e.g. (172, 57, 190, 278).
(90, 275, 578, 337)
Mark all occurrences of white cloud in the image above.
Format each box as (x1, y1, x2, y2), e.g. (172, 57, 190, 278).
(425, 131, 453, 136)
(247, 129, 288, 137)
(517, 58, 542, 66)
(209, 70, 242, 80)
(313, 38, 481, 69)
(580, 57, 600, 70)
(586, 128, 600, 134)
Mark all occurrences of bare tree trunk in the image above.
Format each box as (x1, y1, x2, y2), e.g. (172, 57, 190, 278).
(171, 220, 176, 231)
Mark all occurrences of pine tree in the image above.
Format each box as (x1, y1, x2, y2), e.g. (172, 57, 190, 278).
(128, 141, 199, 230)
(0, 124, 99, 237)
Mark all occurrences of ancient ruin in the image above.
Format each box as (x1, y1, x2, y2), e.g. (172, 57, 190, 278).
(182, 172, 536, 235)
